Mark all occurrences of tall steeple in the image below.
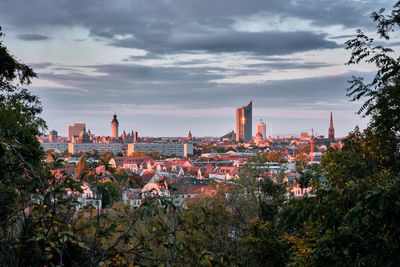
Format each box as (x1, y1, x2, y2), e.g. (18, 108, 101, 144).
(187, 130, 192, 141)
(328, 112, 335, 141)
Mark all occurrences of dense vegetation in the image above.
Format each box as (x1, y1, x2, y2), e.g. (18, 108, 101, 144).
(1, 2, 400, 266)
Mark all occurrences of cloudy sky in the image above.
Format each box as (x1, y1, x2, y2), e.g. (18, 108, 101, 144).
(0, 0, 396, 137)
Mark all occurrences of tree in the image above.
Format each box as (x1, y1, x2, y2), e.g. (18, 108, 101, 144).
(97, 181, 120, 208)
(296, 143, 317, 154)
(99, 151, 113, 163)
(294, 153, 308, 172)
(0, 27, 45, 189)
(0, 27, 185, 266)
(114, 167, 128, 184)
(46, 153, 56, 164)
(241, 219, 289, 266)
(345, 4, 400, 171)
(263, 151, 287, 163)
(279, 4, 400, 265)
(1, 25, 44, 264)
(76, 155, 88, 180)
(177, 193, 236, 265)
(126, 173, 146, 188)
(224, 161, 290, 265)
(0, 26, 88, 265)
(298, 165, 322, 191)
(148, 151, 161, 160)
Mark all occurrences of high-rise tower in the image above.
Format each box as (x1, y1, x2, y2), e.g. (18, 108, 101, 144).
(328, 112, 335, 141)
(236, 101, 252, 142)
(111, 113, 119, 138)
(256, 119, 266, 140)
(67, 123, 85, 141)
(49, 130, 58, 142)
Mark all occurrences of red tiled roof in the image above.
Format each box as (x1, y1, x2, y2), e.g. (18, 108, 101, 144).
(213, 166, 238, 176)
(199, 165, 215, 176)
(113, 156, 153, 167)
(141, 171, 157, 182)
(169, 159, 192, 167)
(183, 166, 200, 175)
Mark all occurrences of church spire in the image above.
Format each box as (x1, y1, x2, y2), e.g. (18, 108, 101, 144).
(188, 130, 193, 141)
(328, 112, 335, 141)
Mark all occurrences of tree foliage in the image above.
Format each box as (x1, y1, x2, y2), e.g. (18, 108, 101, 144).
(97, 181, 120, 208)
(0, 27, 185, 266)
(279, 3, 400, 265)
(346, 3, 400, 170)
(76, 156, 88, 180)
(263, 151, 287, 163)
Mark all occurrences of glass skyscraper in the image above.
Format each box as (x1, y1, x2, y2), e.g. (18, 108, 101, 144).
(236, 101, 252, 142)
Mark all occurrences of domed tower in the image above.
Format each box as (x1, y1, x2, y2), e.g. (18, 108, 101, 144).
(78, 127, 90, 143)
(255, 131, 263, 142)
(111, 113, 119, 138)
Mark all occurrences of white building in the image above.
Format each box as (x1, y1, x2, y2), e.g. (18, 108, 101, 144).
(122, 182, 170, 208)
(122, 188, 142, 208)
(68, 143, 124, 155)
(256, 119, 266, 140)
(65, 182, 102, 210)
(41, 142, 69, 153)
(127, 143, 193, 157)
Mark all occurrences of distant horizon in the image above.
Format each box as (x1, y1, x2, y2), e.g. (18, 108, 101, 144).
(0, 0, 382, 138)
(44, 108, 364, 139)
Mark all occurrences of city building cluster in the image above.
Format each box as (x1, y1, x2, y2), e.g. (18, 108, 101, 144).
(40, 102, 340, 210)
(39, 113, 193, 157)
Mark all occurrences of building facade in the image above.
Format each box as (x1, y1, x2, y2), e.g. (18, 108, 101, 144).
(236, 101, 252, 142)
(127, 143, 193, 157)
(41, 142, 69, 153)
(256, 119, 266, 140)
(67, 123, 85, 141)
(49, 130, 58, 142)
(68, 142, 124, 155)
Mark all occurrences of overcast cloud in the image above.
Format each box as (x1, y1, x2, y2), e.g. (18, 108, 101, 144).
(0, 0, 394, 137)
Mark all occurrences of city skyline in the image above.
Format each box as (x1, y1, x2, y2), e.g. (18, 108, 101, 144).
(43, 106, 350, 140)
(1, 0, 393, 137)
(55, 110, 337, 139)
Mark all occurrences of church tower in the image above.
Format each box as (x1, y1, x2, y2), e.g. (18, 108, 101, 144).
(111, 113, 119, 138)
(328, 112, 335, 141)
(188, 130, 193, 141)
